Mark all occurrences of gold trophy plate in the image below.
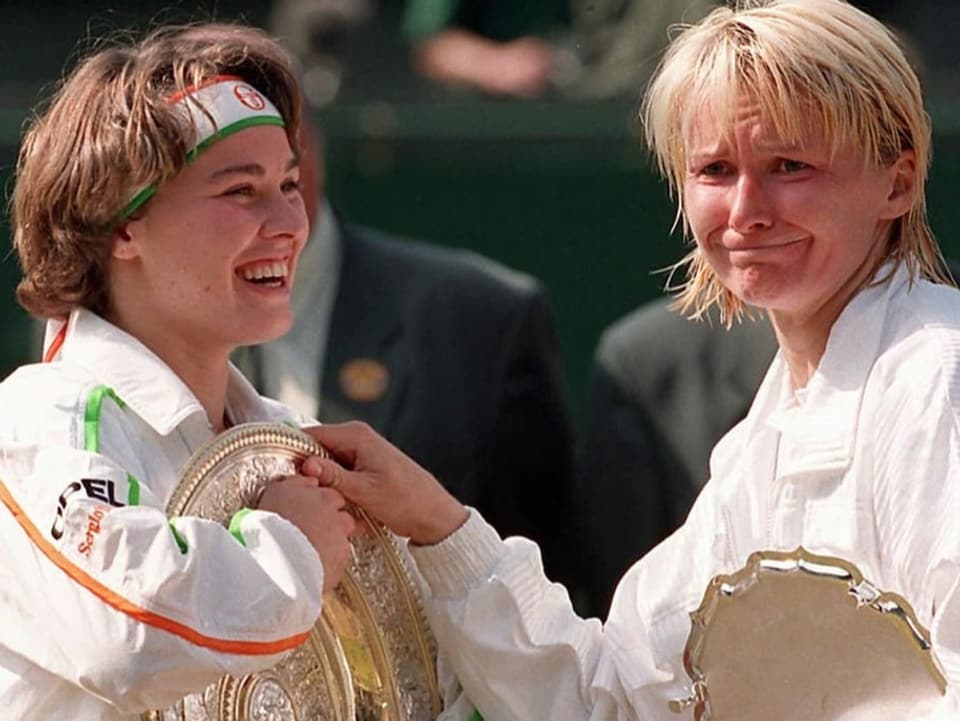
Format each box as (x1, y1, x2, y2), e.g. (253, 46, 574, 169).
(670, 547, 946, 721)
(142, 422, 441, 721)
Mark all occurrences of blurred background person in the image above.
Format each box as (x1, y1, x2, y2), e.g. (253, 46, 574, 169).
(403, 0, 568, 98)
(267, 0, 713, 103)
(576, 301, 775, 615)
(563, 0, 712, 99)
(236, 120, 583, 598)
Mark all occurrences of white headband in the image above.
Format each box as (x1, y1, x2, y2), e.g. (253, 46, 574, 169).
(119, 75, 285, 220)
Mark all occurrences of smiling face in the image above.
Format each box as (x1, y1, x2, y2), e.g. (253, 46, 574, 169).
(109, 124, 308, 360)
(682, 105, 914, 332)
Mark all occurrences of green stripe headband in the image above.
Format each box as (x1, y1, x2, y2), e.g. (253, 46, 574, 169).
(118, 74, 285, 220)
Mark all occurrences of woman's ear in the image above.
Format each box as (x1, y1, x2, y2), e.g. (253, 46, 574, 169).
(881, 149, 917, 220)
(111, 219, 142, 260)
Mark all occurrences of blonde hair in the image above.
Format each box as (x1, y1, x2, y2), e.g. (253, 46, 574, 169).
(642, 0, 948, 324)
(11, 22, 303, 319)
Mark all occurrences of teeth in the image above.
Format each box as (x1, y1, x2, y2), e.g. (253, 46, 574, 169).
(240, 260, 288, 281)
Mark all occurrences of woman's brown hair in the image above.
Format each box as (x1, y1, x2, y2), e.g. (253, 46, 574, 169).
(11, 22, 303, 319)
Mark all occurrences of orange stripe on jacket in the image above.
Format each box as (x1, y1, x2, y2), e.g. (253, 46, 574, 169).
(43, 324, 67, 363)
(0, 479, 311, 655)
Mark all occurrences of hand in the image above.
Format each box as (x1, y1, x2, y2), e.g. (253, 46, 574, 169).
(258, 475, 358, 592)
(300, 422, 470, 546)
(486, 37, 554, 97)
(413, 30, 553, 98)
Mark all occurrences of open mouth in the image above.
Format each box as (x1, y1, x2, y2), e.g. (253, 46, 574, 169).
(237, 259, 289, 288)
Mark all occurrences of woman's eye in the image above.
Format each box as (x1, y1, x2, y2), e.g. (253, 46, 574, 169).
(223, 185, 254, 197)
(699, 161, 732, 177)
(777, 158, 810, 173)
(282, 179, 302, 194)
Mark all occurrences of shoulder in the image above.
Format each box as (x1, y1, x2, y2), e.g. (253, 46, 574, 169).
(0, 361, 97, 447)
(345, 224, 543, 303)
(872, 279, 960, 414)
(881, 279, 960, 363)
(896, 277, 960, 326)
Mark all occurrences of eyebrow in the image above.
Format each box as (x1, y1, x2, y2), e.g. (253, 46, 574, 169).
(207, 155, 300, 183)
(687, 137, 806, 162)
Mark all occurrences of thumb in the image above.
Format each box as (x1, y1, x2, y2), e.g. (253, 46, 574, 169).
(303, 455, 366, 502)
(302, 421, 371, 466)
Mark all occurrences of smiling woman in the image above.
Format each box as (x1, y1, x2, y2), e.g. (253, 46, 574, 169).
(110, 123, 307, 387)
(0, 23, 372, 721)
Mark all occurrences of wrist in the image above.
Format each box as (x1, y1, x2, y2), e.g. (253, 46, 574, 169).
(410, 503, 470, 546)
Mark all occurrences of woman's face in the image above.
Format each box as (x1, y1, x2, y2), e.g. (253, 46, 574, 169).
(115, 125, 308, 354)
(682, 105, 914, 330)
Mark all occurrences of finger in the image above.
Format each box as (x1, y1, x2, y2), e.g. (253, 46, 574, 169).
(301, 455, 322, 478)
(302, 422, 373, 467)
(300, 455, 333, 481)
(305, 456, 363, 498)
(278, 474, 320, 488)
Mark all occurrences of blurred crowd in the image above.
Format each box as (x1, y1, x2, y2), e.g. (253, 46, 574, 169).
(269, 0, 959, 106)
(270, 0, 687, 106)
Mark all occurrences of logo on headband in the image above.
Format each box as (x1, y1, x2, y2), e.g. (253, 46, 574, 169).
(233, 83, 267, 111)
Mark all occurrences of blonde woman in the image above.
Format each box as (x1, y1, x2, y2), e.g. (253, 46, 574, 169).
(304, 1, 960, 719)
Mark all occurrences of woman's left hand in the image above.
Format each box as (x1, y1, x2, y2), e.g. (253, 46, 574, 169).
(301, 422, 470, 546)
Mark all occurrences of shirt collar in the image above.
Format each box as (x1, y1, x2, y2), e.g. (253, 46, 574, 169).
(759, 263, 910, 479)
(48, 308, 272, 436)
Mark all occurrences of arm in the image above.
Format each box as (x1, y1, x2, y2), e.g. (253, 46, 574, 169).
(411, 29, 554, 97)
(301, 422, 716, 721)
(0, 442, 337, 713)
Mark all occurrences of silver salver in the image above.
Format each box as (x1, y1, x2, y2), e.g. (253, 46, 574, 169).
(669, 547, 946, 721)
(142, 422, 441, 721)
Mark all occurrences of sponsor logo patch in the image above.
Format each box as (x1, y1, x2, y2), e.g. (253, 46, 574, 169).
(50, 478, 126, 540)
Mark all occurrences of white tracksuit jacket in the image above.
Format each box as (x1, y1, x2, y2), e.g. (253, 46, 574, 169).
(408, 265, 960, 720)
(0, 308, 326, 720)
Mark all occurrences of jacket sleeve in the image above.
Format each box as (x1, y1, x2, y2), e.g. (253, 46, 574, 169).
(407, 499, 731, 721)
(0, 441, 324, 714)
(409, 511, 621, 721)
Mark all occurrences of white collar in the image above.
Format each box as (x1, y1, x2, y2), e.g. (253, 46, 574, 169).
(755, 263, 910, 480)
(45, 308, 268, 436)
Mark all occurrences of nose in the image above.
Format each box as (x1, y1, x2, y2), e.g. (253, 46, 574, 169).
(728, 173, 774, 234)
(262, 190, 309, 242)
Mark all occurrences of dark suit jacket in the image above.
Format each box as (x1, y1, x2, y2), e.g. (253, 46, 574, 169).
(575, 297, 778, 615)
(256, 221, 579, 589)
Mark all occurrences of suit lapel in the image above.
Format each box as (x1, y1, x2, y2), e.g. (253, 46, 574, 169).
(320, 224, 411, 432)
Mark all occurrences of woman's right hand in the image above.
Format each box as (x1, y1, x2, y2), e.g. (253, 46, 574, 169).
(257, 475, 357, 592)
(300, 422, 470, 546)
